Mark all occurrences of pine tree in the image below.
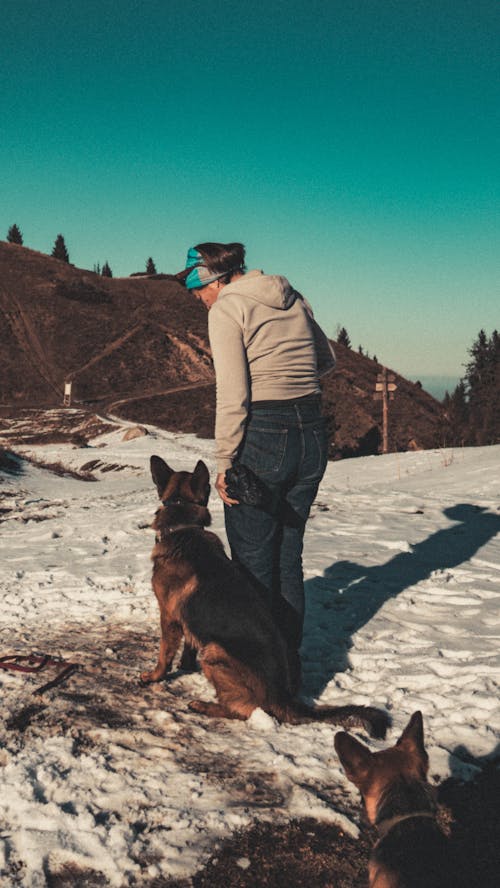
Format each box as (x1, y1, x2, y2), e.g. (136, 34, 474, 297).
(337, 326, 351, 348)
(471, 330, 500, 444)
(486, 330, 500, 442)
(101, 261, 113, 278)
(7, 224, 23, 245)
(446, 329, 500, 446)
(465, 330, 494, 444)
(446, 380, 469, 444)
(52, 234, 69, 263)
(465, 330, 489, 391)
(146, 257, 157, 275)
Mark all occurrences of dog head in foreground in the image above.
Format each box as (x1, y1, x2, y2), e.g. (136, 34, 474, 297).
(335, 711, 429, 825)
(150, 455, 211, 537)
(335, 712, 449, 888)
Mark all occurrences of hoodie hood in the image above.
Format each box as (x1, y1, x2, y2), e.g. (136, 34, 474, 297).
(219, 270, 298, 310)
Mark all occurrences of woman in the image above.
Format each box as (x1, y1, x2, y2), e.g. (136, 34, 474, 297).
(176, 242, 335, 691)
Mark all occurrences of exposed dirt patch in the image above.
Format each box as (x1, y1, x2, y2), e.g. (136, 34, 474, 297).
(81, 459, 141, 474)
(189, 819, 370, 888)
(158, 768, 499, 888)
(12, 453, 98, 481)
(5, 702, 48, 732)
(0, 408, 118, 446)
(45, 858, 109, 888)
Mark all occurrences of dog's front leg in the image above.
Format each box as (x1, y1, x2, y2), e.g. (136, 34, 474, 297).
(141, 615, 183, 683)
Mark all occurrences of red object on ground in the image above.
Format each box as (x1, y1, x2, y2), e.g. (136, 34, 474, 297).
(0, 652, 79, 693)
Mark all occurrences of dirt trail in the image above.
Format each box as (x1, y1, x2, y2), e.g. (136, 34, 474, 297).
(66, 323, 144, 381)
(0, 291, 62, 398)
(1, 286, 213, 416)
(105, 381, 213, 413)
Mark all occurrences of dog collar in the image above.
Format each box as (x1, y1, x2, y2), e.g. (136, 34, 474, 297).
(155, 524, 198, 540)
(376, 811, 436, 840)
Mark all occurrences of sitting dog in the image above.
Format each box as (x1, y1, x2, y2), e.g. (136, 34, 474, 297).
(141, 455, 389, 737)
(335, 711, 449, 887)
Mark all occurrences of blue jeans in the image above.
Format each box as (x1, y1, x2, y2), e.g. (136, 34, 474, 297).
(224, 396, 328, 657)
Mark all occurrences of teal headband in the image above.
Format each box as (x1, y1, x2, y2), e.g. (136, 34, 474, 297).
(177, 247, 242, 289)
(182, 248, 227, 290)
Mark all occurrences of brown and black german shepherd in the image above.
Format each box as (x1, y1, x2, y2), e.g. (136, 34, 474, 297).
(141, 455, 389, 738)
(335, 711, 450, 887)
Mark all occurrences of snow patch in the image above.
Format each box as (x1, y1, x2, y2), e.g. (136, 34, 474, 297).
(1, 426, 499, 884)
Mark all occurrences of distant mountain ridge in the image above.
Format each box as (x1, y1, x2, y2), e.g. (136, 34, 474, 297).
(0, 241, 444, 457)
(408, 375, 459, 401)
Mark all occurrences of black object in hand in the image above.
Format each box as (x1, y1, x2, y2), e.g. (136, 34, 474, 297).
(224, 462, 270, 508)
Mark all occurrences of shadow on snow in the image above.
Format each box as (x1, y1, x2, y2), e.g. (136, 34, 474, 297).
(302, 503, 500, 697)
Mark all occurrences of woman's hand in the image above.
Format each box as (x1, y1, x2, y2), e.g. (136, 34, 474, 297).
(215, 472, 239, 506)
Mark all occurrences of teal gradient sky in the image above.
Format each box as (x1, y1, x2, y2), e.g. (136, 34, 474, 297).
(2, 0, 498, 386)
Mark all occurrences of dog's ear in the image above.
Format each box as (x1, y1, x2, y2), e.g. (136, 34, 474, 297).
(150, 456, 174, 498)
(334, 731, 373, 786)
(190, 460, 210, 502)
(396, 711, 425, 754)
(396, 711, 428, 777)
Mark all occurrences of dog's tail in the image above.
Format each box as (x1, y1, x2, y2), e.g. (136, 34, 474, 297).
(270, 700, 390, 739)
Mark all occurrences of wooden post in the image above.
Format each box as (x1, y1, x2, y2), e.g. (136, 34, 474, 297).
(63, 381, 72, 407)
(381, 368, 389, 454)
(374, 368, 397, 454)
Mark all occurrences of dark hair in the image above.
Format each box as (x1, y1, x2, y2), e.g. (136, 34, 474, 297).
(194, 242, 246, 284)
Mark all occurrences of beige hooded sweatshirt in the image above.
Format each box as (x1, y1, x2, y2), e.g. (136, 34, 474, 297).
(208, 270, 336, 473)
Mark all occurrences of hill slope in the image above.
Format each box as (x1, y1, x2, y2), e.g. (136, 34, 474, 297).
(0, 242, 212, 405)
(0, 241, 444, 455)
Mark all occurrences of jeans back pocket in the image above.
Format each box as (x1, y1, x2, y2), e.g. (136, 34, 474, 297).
(240, 426, 288, 477)
(301, 421, 328, 482)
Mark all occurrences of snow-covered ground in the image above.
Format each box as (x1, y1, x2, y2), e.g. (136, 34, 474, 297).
(1, 416, 499, 886)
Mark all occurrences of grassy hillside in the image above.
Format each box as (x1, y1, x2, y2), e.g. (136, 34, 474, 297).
(0, 241, 444, 456)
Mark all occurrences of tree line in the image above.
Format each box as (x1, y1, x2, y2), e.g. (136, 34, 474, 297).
(5, 224, 157, 278)
(337, 326, 378, 363)
(336, 324, 499, 447)
(444, 330, 499, 445)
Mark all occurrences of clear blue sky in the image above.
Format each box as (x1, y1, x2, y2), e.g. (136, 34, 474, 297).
(2, 0, 498, 384)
